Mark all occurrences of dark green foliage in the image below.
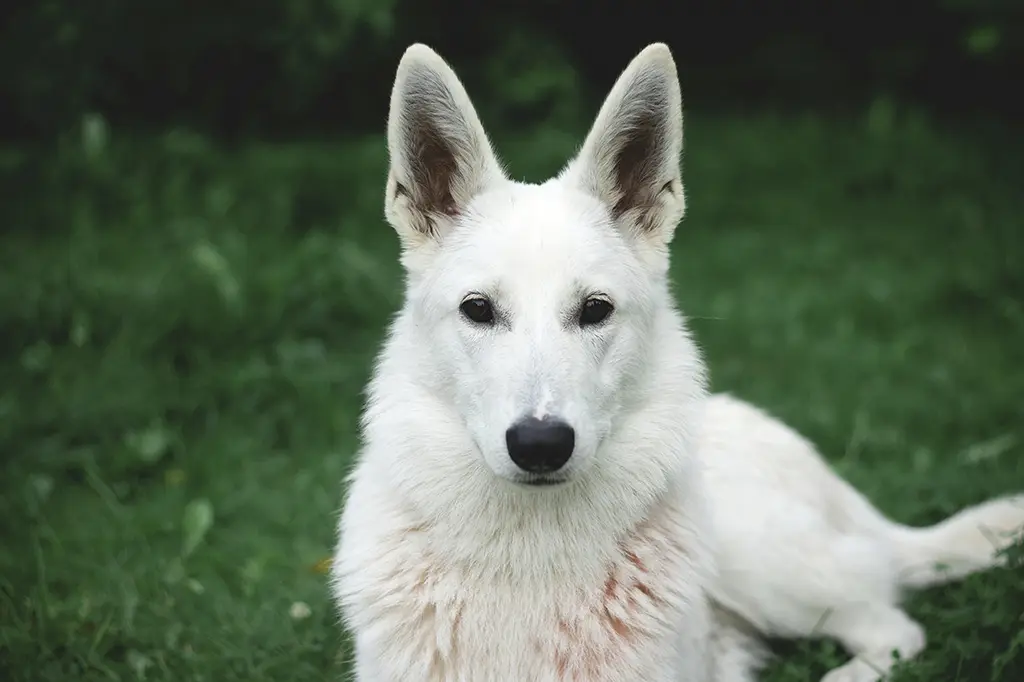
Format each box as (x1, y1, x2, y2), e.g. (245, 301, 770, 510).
(2, 0, 1023, 139)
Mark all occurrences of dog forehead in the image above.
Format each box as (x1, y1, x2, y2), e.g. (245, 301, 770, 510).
(459, 182, 621, 271)
(424, 181, 650, 307)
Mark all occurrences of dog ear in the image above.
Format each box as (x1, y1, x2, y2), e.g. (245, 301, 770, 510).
(384, 44, 506, 248)
(561, 43, 685, 245)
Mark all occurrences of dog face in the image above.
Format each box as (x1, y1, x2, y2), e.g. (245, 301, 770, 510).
(382, 44, 687, 487)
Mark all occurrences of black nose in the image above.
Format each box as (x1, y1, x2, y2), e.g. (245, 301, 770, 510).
(505, 417, 575, 474)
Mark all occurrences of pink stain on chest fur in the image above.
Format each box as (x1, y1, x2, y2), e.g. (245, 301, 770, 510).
(366, 502, 694, 681)
(542, 512, 690, 680)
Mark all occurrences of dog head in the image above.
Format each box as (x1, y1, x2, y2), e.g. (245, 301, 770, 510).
(381, 43, 689, 488)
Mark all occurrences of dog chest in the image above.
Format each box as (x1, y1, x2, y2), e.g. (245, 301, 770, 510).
(335, 501, 711, 681)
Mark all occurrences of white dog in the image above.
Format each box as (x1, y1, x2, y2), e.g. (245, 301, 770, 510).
(330, 43, 1024, 682)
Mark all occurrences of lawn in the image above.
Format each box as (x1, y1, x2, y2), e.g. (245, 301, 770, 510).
(1, 109, 1023, 681)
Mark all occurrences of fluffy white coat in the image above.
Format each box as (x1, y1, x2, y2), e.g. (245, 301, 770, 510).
(331, 43, 1024, 682)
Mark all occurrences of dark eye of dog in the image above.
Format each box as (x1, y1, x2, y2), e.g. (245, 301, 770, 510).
(460, 297, 495, 324)
(579, 298, 614, 326)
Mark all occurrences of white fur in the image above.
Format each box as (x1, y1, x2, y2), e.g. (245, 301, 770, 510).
(331, 43, 1024, 682)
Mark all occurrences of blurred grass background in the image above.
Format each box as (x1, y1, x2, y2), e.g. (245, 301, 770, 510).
(1, 1, 1023, 681)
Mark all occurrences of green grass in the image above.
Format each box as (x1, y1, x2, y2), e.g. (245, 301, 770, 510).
(2, 109, 1023, 682)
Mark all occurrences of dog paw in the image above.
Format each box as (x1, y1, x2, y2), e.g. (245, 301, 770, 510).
(820, 659, 885, 682)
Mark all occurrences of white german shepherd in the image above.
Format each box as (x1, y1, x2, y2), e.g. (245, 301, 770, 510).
(330, 43, 1024, 682)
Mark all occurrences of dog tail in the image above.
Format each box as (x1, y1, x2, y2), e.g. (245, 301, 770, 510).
(887, 494, 1024, 589)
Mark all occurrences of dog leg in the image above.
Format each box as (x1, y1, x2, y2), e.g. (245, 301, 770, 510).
(816, 602, 925, 682)
(707, 609, 767, 682)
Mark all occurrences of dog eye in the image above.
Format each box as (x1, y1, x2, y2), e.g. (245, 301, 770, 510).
(460, 297, 495, 324)
(579, 298, 614, 326)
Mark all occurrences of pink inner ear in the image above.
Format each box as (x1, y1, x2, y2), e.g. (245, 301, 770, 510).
(611, 122, 662, 220)
(406, 116, 460, 218)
